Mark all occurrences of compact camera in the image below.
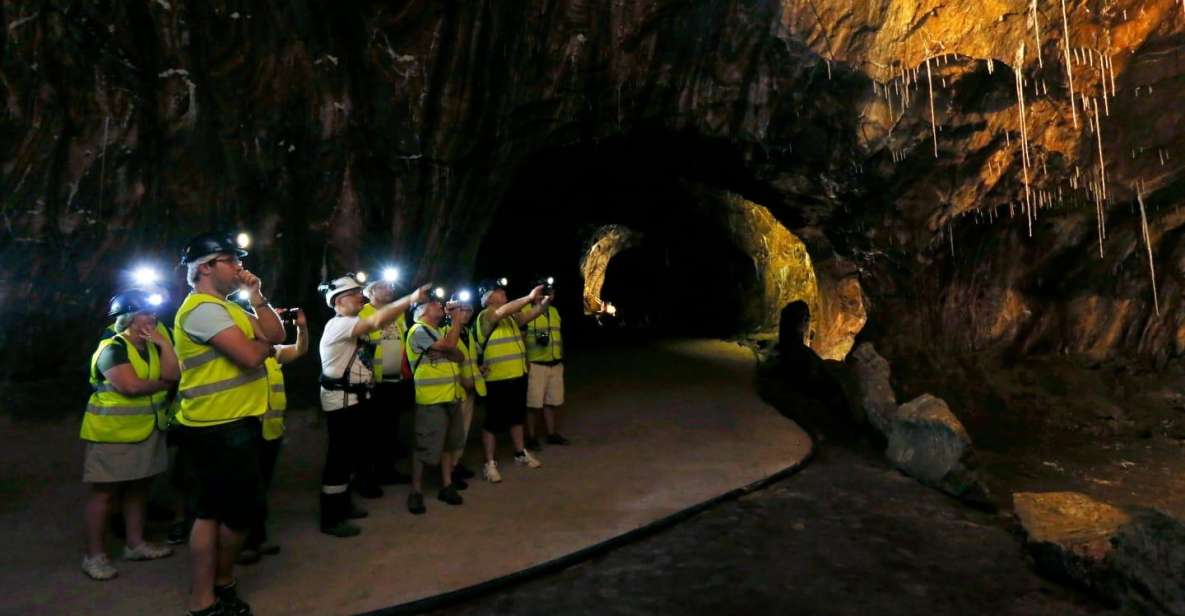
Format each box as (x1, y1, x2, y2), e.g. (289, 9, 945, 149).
(534, 331, 551, 347)
(278, 308, 300, 327)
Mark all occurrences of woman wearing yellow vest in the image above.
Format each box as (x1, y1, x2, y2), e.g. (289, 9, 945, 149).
(473, 279, 550, 483)
(239, 307, 308, 565)
(81, 290, 179, 581)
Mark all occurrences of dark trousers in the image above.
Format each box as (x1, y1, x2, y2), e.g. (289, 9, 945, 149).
(321, 401, 367, 527)
(245, 437, 282, 549)
(360, 381, 413, 480)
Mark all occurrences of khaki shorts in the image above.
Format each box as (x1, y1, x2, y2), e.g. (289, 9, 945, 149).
(526, 362, 564, 409)
(415, 402, 464, 464)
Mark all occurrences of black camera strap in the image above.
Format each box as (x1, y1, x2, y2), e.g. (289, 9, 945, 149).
(410, 324, 440, 374)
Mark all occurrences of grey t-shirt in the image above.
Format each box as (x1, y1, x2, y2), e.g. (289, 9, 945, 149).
(181, 303, 238, 344)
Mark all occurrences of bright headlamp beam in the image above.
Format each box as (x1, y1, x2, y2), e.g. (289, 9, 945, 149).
(236, 232, 251, 249)
(132, 266, 160, 287)
(382, 267, 400, 283)
(147, 293, 164, 306)
(458, 290, 472, 302)
(433, 287, 446, 299)
(355, 271, 368, 283)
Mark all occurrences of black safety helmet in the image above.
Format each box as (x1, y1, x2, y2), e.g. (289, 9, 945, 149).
(107, 289, 163, 318)
(476, 277, 509, 298)
(179, 231, 248, 265)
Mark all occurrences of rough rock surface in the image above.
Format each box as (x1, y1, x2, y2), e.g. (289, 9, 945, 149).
(849, 342, 898, 433)
(4, 1, 1185, 376)
(886, 393, 989, 502)
(1014, 492, 1185, 615)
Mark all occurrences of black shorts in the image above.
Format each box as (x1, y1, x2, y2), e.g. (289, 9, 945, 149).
(482, 377, 527, 434)
(176, 418, 265, 531)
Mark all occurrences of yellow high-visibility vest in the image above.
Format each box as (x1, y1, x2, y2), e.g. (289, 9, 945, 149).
(447, 324, 486, 399)
(523, 305, 563, 363)
(357, 304, 384, 381)
(406, 321, 462, 405)
(475, 309, 527, 382)
(174, 293, 269, 427)
(80, 334, 168, 443)
(262, 356, 287, 441)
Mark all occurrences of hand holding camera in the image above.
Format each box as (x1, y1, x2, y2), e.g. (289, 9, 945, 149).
(276, 307, 305, 328)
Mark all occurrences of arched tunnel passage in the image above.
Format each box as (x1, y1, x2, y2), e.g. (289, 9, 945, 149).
(475, 131, 863, 355)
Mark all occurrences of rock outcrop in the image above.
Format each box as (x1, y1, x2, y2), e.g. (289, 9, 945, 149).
(847, 342, 897, 433)
(886, 394, 990, 503)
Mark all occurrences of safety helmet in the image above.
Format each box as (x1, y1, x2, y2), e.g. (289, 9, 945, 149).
(180, 232, 248, 265)
(318, 274, 365, 308)
(450, 288, 475, 307)
(477, 277, 509, 307)
(107, 289, 164, 318)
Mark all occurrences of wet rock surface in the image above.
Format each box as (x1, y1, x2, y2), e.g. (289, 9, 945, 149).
(848, 342, 897, 433)
(1014, 492, 1185, 615)
(886, 393, 991, 504)
(437, 447, 1109, 616)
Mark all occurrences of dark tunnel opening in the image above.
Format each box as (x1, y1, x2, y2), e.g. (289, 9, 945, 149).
(474, 129, 771, 345)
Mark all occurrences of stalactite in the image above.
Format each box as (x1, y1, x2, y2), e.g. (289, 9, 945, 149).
(1015, 44, 1033, 237)
(1031, 0, 1044, 68)
(926, 56, 938, 158)
(1136, 183, 1160, 316)
(1061, 0, 1078, 128)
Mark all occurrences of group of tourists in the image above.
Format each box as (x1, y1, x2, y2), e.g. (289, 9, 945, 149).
(78, 231, 569, 616)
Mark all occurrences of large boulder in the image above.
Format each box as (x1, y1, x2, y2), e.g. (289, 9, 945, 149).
(1014, 492, 1185, 615)
(885, 394, 989, 504)
(848, 342, 897, 434)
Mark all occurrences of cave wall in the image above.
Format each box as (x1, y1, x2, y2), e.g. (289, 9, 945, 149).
(3, 0, 1185, 378)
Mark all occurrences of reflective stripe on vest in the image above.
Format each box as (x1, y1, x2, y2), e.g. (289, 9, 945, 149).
(174, 293, 269, 427)
(262, 357, 286, 441)
(476, 310, 526, 382)
(407, 322, 462, 405)
(524, 305, 564, 363)
(80, 335, 166, 443)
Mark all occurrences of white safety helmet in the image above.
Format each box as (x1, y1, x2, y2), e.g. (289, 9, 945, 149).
(318, 275, 365, 308)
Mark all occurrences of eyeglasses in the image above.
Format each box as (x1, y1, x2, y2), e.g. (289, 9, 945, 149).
(208, 256, 242, 267)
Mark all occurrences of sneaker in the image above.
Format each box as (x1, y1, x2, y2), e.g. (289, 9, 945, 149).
(354, 483, 383, 499)
(453, 463, 475, 480)
(187, 600, 228, 616)
(437, 485, 464, 505)
(235, 547, 261, 566)
(407, 492, 426, 515)
(525, 436, 543, 451)
(214, 581, 252, 616)
(320, 521, 361, 538)
(81, 554, 118, 581)
(167, 520, 190, 545)
(122, 542, 174, 561)
(346, 502, 369, 519)
(546, 433, 572, 446)
(482, 461, 503, 483)
(514, 450, 543, 468)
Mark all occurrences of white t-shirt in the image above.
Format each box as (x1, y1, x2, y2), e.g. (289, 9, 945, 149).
(319, 315, 373, 411)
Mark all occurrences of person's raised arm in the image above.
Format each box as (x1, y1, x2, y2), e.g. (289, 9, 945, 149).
(514, 295, 551, 326)
(275, 308, 308, 365)
(491, 285, 544, 323)
(240, 269, 285, 344)
(351, 284, 431, 338)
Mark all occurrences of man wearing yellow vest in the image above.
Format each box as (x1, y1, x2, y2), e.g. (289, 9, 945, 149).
(523, 279, 571, 449)
(318, 275, 428, 536)
(404, 294, 470, 514)
(239, 307, 308, 565)
(175, 232, 286, 616)
(359, 280, 413, 487)
(474, 279, 550, 483)
(80, 290, 178, 581)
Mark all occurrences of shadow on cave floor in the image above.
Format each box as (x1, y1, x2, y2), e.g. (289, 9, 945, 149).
(431, 349, 1115, 616)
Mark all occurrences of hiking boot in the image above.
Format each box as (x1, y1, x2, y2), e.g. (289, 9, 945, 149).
(514, 450, 543, 468)
(525, 436, 542, 451)
(482, 461, 502, 483)
(354, 482, 383, 499)
(122, 542, 174, 561)
(167, 520, 190, 545)
(437, 485, 463, 506)
(214, 580, 252, 616)
(81, 554, 118, 581)
(407, 492, 426, 515)
(320, 521, 361, 538)
(546, 433, 572, 446)
(453, 463, 475, 480)
(235, 547, 261, 566)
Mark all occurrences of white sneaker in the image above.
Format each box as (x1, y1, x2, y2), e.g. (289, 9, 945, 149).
(514, 450, 542, 469)
(483, 461, 503, 483)
(122, 542, 174, 561)
(81, 554, 118, 580)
